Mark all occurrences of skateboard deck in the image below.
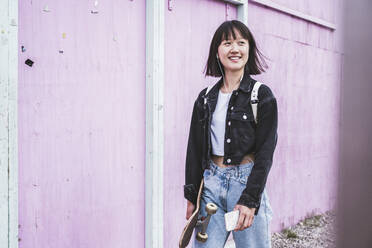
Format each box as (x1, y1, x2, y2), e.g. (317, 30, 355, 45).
(179, 179, 204, 248)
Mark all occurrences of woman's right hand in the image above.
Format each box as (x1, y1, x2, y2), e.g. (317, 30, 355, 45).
(186, 200, 195, 220)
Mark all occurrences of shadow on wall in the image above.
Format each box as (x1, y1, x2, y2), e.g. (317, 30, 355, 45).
(337, 0, 372, 248)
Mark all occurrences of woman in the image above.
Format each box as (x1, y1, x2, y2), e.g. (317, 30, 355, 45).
(184, 20, 278, 248)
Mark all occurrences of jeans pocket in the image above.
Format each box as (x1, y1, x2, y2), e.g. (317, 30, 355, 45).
(239, 175, 248, 185)
(238, 168, 252, 185)
(203, 168, 213, 180)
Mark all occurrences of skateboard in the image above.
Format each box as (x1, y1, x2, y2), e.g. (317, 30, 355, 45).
(179, 179, 218, 248)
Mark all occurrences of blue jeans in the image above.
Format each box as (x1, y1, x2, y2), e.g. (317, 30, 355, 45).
(193, 160, 273, 248)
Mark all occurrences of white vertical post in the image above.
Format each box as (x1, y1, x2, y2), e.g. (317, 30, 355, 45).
(0, 0, 9, 243)
(8, 0, 18, 247)
(0, 0, 18, 247)
(223, 0, 248, 24)
(237, 0, 248, 24)
(145, 0, 164, 248)
(144, 1, 247, 247)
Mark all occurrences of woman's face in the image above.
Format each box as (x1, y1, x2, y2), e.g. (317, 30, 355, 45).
(217, 29, 249, 73)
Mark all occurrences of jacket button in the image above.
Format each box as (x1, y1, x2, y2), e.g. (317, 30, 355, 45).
(243, 114, 247, 120)
(230, 106, 234, 111)
(235, 91, 238, 96)
(227, 121, 231, 126)
(227, 158, 231, 163)
(226, 138, 231, 143)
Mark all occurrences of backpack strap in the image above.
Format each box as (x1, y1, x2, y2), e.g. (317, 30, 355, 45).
(204, 85, 213, 104)
(251, 81, 262, 124)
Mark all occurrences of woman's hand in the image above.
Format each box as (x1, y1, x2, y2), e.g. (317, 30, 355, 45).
(233, 204, 256, 231)
(186, 200, 195, 220)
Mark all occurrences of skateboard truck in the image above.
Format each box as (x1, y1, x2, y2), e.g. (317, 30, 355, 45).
(195, 203, 218, 242)
(179, 179, 218, 248)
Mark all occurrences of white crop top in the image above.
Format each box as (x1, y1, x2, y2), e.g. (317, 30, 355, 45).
(211, 90, 232, 155)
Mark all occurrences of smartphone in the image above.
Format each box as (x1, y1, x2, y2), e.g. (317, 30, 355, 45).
(224, 210, 239, 231)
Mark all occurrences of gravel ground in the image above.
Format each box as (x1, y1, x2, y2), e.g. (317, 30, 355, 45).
(271, 210, 336, 248)
(223, 210, 336, 248)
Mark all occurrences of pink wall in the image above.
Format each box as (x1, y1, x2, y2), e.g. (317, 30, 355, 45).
(17, 0, 343, 247)
(164, 0, 343, 246)
(248, 0, 343, 230)
(18, 1, 146, 247)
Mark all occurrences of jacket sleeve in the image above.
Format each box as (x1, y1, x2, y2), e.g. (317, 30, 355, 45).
(183, 97, 205, 205)
(237, 85, 278, 215)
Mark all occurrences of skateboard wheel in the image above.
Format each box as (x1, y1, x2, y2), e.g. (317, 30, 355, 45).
(196, 232, 208, 243)
(206, 203, 218, 215)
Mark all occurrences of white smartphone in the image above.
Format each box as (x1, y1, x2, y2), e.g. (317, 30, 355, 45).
(224, 210, 240, 231)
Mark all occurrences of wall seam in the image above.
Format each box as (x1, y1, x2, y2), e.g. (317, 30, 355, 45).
(250, 0, 336, 30)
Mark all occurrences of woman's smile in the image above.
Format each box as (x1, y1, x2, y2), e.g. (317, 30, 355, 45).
(228, 55, 242, 62)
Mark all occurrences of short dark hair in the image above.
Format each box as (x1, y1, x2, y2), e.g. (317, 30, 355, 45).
(204, 20, 268, 77)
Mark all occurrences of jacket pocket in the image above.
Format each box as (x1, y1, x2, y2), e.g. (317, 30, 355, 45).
(230, 111, 254, 122)
(229, 110, 256, 137)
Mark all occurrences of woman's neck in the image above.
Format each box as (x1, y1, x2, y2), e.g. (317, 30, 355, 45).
(222, 69, 244, 93)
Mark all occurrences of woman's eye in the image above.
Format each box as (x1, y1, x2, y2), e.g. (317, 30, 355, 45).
(225, 42, 231, 45)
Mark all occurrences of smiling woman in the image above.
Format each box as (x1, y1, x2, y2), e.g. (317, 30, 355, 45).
(217, 35, 249, 90)
(205, 20, 267, 79)
(184, 20, 277, 248)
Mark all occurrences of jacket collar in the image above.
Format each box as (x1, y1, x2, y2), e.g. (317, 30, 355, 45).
(238, 72, 255, 93)
(205, 72, 255, 114)
(208, 71, 255, 99)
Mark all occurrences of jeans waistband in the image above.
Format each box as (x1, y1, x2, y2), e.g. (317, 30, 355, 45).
(208, 159, 254, 177)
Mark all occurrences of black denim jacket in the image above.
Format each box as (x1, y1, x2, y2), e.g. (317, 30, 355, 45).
(184, 73, 278, 215)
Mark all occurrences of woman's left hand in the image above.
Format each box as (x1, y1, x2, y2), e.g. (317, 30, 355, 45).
(233, 204, 256, 231)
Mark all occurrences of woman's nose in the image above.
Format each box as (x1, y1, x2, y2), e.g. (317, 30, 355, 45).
(230, 43, 239, 52)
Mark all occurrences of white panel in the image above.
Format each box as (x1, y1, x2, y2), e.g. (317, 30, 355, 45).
(8, 0, 18, 246)
(145, 0, 164, 248)
(0, 0, 10, 244)
(0, 0, 18, 247)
